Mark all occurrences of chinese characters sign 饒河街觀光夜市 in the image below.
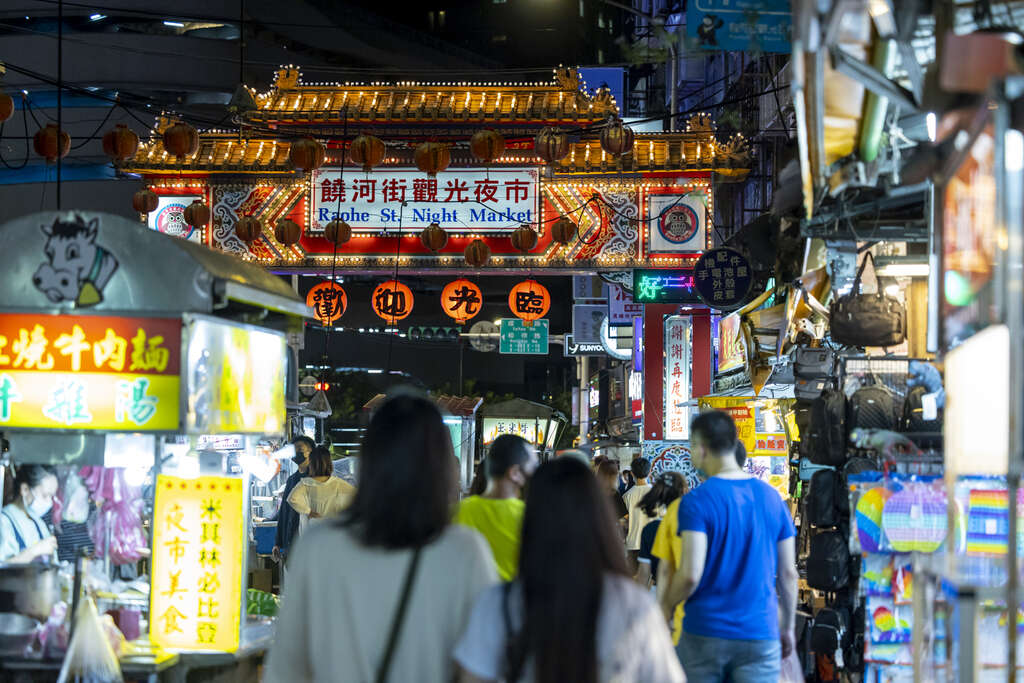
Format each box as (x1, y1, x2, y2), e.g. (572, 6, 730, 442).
(150, 475, 244, 653)
(0, 313, 181, 431)
(632, 269, 702, 304)
(310, 168, 539, 232)
(499, 319, 549, 355)
(664, 316, 691, 441)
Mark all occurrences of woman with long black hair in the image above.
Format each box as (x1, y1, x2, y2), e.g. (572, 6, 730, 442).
(454, 457, 684, 683)
(265, 394, 497, 683)
(636, 471, 687, 589)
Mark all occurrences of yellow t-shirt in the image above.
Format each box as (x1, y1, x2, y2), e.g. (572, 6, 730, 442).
(651, 497, 685, 645)
(455, 496, 524, 581)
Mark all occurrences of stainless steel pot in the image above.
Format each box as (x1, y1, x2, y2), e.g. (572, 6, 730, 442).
(0, 563, 60, 621)
(0, 612, 40, 657)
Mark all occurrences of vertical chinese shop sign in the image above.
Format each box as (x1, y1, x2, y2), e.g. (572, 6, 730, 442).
(0, 314, 180, 430)
(151, 475, 244, 652)
(664, 316, 692, 441)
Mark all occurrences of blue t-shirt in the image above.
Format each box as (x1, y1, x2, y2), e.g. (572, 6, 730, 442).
(677, 477, 795, 641)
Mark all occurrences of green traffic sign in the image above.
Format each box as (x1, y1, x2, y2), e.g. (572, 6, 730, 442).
(499, 319, 549, 355)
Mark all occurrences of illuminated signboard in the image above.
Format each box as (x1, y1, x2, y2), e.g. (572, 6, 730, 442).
(717, 313, 745, 374)
(151, 475, 244, 652)
(0, 313, 181, 431)
(310, 168, 539, 232)
(481, 417, 549, 447)
(184, 316, 286, 435)
(633, 269, 702, 304)
(664, 316, 691, 441)
(148, 195, 204, 243)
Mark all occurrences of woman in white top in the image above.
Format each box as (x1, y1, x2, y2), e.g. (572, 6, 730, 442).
(265, 394, 497, 683)
(454, 457, 684, 683)
(0, 464, 58, 563)
(287, 446, 355, 535)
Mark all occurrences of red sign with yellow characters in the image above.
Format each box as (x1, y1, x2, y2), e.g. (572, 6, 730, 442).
(0, 314, 181, 431)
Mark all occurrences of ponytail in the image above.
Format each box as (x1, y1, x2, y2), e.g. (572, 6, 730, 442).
(639, 471, 686, 517)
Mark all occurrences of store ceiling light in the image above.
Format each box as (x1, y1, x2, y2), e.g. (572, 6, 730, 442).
(876, 262, 930, 277)
(89, 13, 106, 21)
(163, 20, 185, 27)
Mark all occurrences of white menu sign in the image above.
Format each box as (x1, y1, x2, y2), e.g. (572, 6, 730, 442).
(311, 167, 539, 232)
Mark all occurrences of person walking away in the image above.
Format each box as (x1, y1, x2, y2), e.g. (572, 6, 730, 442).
(665, 411, 798, 682)
(622, 457, 654, 575)
(265, 394, 497, 683)
(0, 465, 58, 563)
(287, 446, 356, 536)
(454, 457, 685, 683)
(636, 472, 686, 589)
(455, 435, 537, 581)
(271, 436, 314, 564)
(596, 460, 628, 528)
(618, 466, 636, 496)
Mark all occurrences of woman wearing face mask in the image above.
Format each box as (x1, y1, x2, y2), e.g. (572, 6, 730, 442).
(0, 464, 59, 563)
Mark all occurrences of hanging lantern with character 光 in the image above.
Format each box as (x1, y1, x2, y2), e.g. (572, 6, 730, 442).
(508, 280, 550, 324)
(441, 279, 483, 325)
(372, 280, 414, 324)
(306, 280, 348, 326)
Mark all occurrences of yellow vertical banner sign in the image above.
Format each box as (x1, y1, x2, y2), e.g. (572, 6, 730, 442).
(150, 475, 244, 652)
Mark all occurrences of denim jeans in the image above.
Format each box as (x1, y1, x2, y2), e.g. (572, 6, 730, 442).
(677, 631, 781, 683)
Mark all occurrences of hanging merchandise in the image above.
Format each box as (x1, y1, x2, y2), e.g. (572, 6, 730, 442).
(847, 383, 897, 432)
(441, 279, 483, 324)
(808, 468, 842, 528)
(806, 530, 852, 591)
(880, 478, 947, 553)
(306, 281, 347, 326)
(793, 347, 836, 400)
(803, 388, 847, 467)
(830, 252, 907, 348)
(852, 476, 892, 554)
(372, 280, 414, 323)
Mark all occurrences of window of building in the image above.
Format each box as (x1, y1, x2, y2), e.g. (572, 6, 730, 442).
(579, 0, 585, 18)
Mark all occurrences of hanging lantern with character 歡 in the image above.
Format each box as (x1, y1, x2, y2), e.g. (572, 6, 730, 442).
(306, 281, 348, 326)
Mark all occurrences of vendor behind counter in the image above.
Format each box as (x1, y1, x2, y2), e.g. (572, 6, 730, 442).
(0, 464, 58, 563)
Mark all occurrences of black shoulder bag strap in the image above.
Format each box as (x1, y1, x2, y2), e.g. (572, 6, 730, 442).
(374, 546, 423, 683)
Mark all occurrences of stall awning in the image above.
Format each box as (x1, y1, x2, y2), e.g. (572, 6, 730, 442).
(0, 211, 310, 319)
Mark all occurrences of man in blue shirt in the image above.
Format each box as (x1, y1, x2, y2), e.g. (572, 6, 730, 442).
(664, 410, 798, 681)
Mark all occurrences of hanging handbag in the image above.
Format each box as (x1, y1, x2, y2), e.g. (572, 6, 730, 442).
(829, 252, 907, 348)
(374, 546, 422, 683)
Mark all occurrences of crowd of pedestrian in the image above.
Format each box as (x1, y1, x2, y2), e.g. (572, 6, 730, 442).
(263, 393, 797, 683)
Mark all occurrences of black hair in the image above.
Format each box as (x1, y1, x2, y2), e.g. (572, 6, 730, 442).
(5, 465, 57, 505)
(341, 394, 455, 548)
(630, 457, 651, 480)
(734, 441, 747, 468)
(306, 446, 333, 478)
(690, 410, 738, 455)
(469, 459, 488, 496)
(292, 435, 316, 453)
(639, 471, 686, 517)
(485, 434, 531, 479)
(506, 458, 629, 683)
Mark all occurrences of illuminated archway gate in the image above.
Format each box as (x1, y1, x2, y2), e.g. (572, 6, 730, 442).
(120, 67, 750, 275)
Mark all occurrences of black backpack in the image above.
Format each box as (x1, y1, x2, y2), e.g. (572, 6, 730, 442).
(793, 347, 836, 400)
(795, 608, 815, 677)
(901, 385, 942, 433)
(847, 384, 896, 432)
(807, 469, 840, 528)
(811, 606, 852, 660)
(806, 531, 851, 591)
(804, 388, 847, 466)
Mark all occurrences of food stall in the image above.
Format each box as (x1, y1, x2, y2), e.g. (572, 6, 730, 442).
(478, 398, 565, 461)
(0, 211, 309, 681)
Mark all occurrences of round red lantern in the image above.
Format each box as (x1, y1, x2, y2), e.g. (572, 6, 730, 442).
(508, 280, 551, 322)
(470, 129, 505, 164)
(101, 124, 139, 162)
(324, 219, 352, 247)
(372, 280, 414, 323)
(236, 216, 262, 243)
(600, 119, 635, 156)
(183, 200, 211, 228)
(33, 123, 70, 163)
(162, 121, 199, 158)
(441, 279, 483, 324)
(550, 216, 577, 245)
(464, 239, 491, 268)
(0, 93, 14, 124)
(289, 137, 326, 172)
(510, 224, 538, 253)
(306, 280, 348, 325)
(274, 218, 303, 246)
(132, 189, 158, 214)
(349, 134, 386, 173)
(535, 127, 570, 164)
(414, 141, 450, 177)
(419, 222, 448, 253)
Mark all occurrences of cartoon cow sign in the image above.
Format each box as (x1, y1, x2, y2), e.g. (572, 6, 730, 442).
(33, 215, 119, 307)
